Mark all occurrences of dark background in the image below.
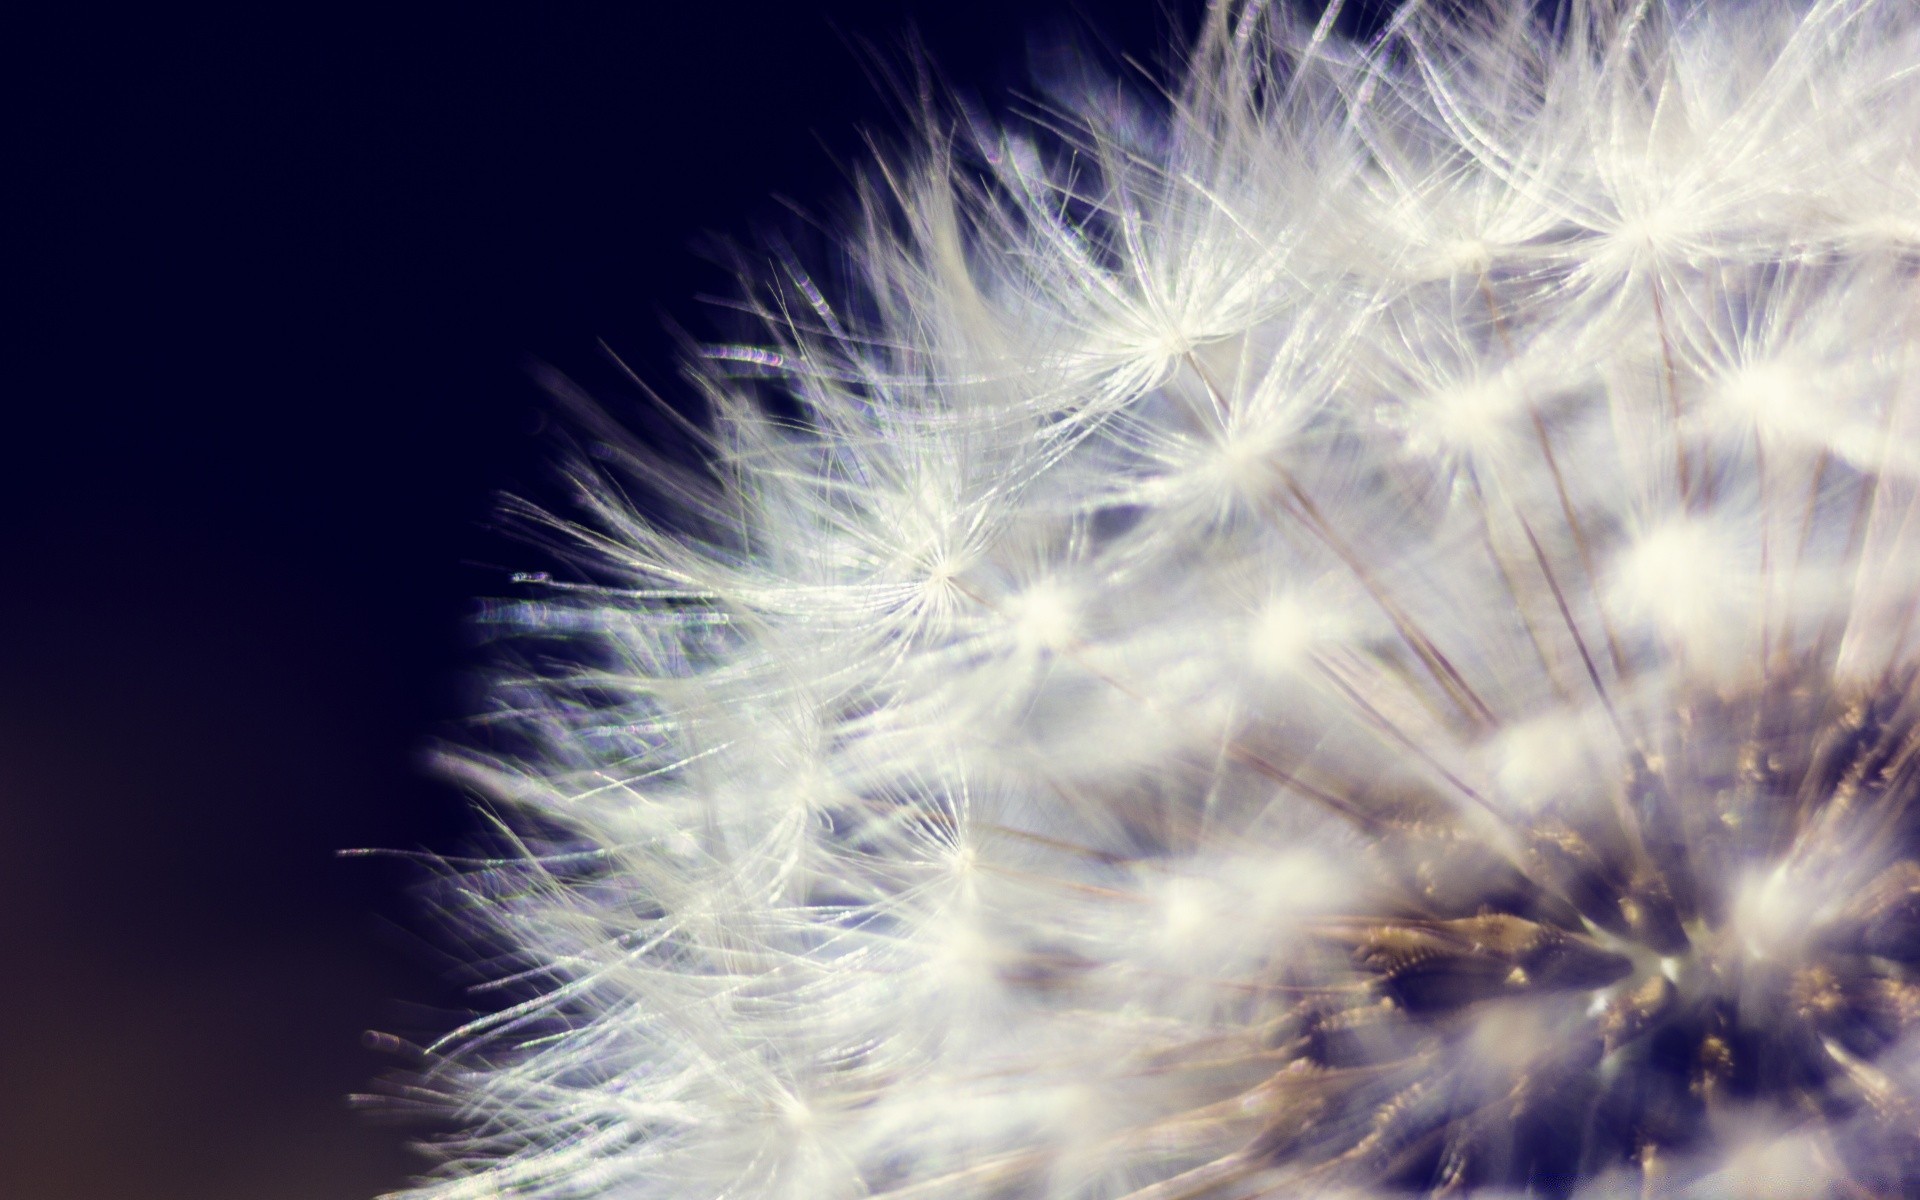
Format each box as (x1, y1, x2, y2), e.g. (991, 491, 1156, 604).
(0, 1, 1461, 1196)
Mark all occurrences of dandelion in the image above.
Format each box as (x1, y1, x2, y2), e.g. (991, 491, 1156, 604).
(388, 1, 1920, 1196)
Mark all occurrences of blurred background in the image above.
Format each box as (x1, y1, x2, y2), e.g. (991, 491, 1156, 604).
(0, 1, 1451, 1196)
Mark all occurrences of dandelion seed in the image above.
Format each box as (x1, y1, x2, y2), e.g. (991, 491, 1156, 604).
(387, 1, 1920, 1197)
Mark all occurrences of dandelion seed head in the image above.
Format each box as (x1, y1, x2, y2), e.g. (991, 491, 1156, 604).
(389, 1, 1920, 1197)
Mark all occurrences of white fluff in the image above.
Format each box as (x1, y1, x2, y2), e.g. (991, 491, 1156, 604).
(392, 2, 1920, 1197)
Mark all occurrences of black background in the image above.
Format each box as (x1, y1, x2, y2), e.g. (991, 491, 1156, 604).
(0, 1, 1441, 1196)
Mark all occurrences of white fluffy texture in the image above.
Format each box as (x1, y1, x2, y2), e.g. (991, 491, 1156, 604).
(401, 2, 1920, 1197)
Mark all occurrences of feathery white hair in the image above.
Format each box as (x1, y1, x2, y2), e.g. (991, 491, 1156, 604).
(393, 1, 1920, 1196)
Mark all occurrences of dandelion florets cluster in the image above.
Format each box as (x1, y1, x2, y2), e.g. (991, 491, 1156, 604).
(395, 1, 1920, 1196)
